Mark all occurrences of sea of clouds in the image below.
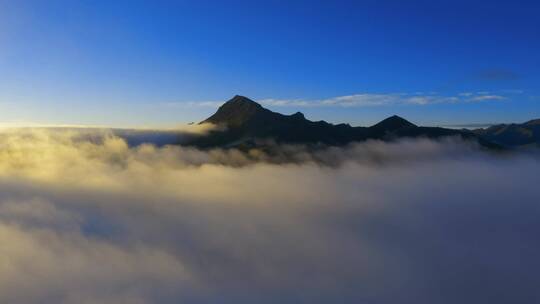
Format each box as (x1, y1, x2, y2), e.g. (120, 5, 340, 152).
(0, 128, 538, 303)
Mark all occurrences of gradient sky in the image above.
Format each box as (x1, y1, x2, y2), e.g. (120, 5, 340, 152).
(0, 0, 538, 127)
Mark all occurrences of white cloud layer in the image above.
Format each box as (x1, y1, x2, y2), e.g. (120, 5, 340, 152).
(0, 129, 538, 303)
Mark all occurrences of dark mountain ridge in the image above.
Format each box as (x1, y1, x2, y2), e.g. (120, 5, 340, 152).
(188, 95, 504, 149)
(473, 119, 540, 147)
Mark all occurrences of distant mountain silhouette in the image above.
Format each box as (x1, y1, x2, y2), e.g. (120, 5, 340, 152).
(188, 95, 503, 149)
(473, 119, 540, 147)
(525, 119, 540, 126)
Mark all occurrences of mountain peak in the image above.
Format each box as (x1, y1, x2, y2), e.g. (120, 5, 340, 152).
(370, 115, 417, 132)
(290, 111, 305, 119)
(201, 95, 266, 127)
(228, 95, 260, 105)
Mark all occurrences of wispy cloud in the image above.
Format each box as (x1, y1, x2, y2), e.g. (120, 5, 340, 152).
(261, 94, 403, 107)
(476, 69, 521, 81)
(260, 91, 511, 107)
(165, 91, 517, 108)
(469, 95, 507, 102)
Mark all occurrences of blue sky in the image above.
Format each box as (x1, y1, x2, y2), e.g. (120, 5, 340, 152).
(0, 0, 538, 127)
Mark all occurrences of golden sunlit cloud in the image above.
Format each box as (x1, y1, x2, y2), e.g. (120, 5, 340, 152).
(0, 128, 537, 303)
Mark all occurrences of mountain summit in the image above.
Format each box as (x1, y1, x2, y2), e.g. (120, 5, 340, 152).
(369, 115, 417, 135)
(202, 95, 267, 127)
(188, 95, 501, 149)
(202, 95, 309, 129)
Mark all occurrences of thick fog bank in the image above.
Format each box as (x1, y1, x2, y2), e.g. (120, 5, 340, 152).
(0, 129, 538, 303)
